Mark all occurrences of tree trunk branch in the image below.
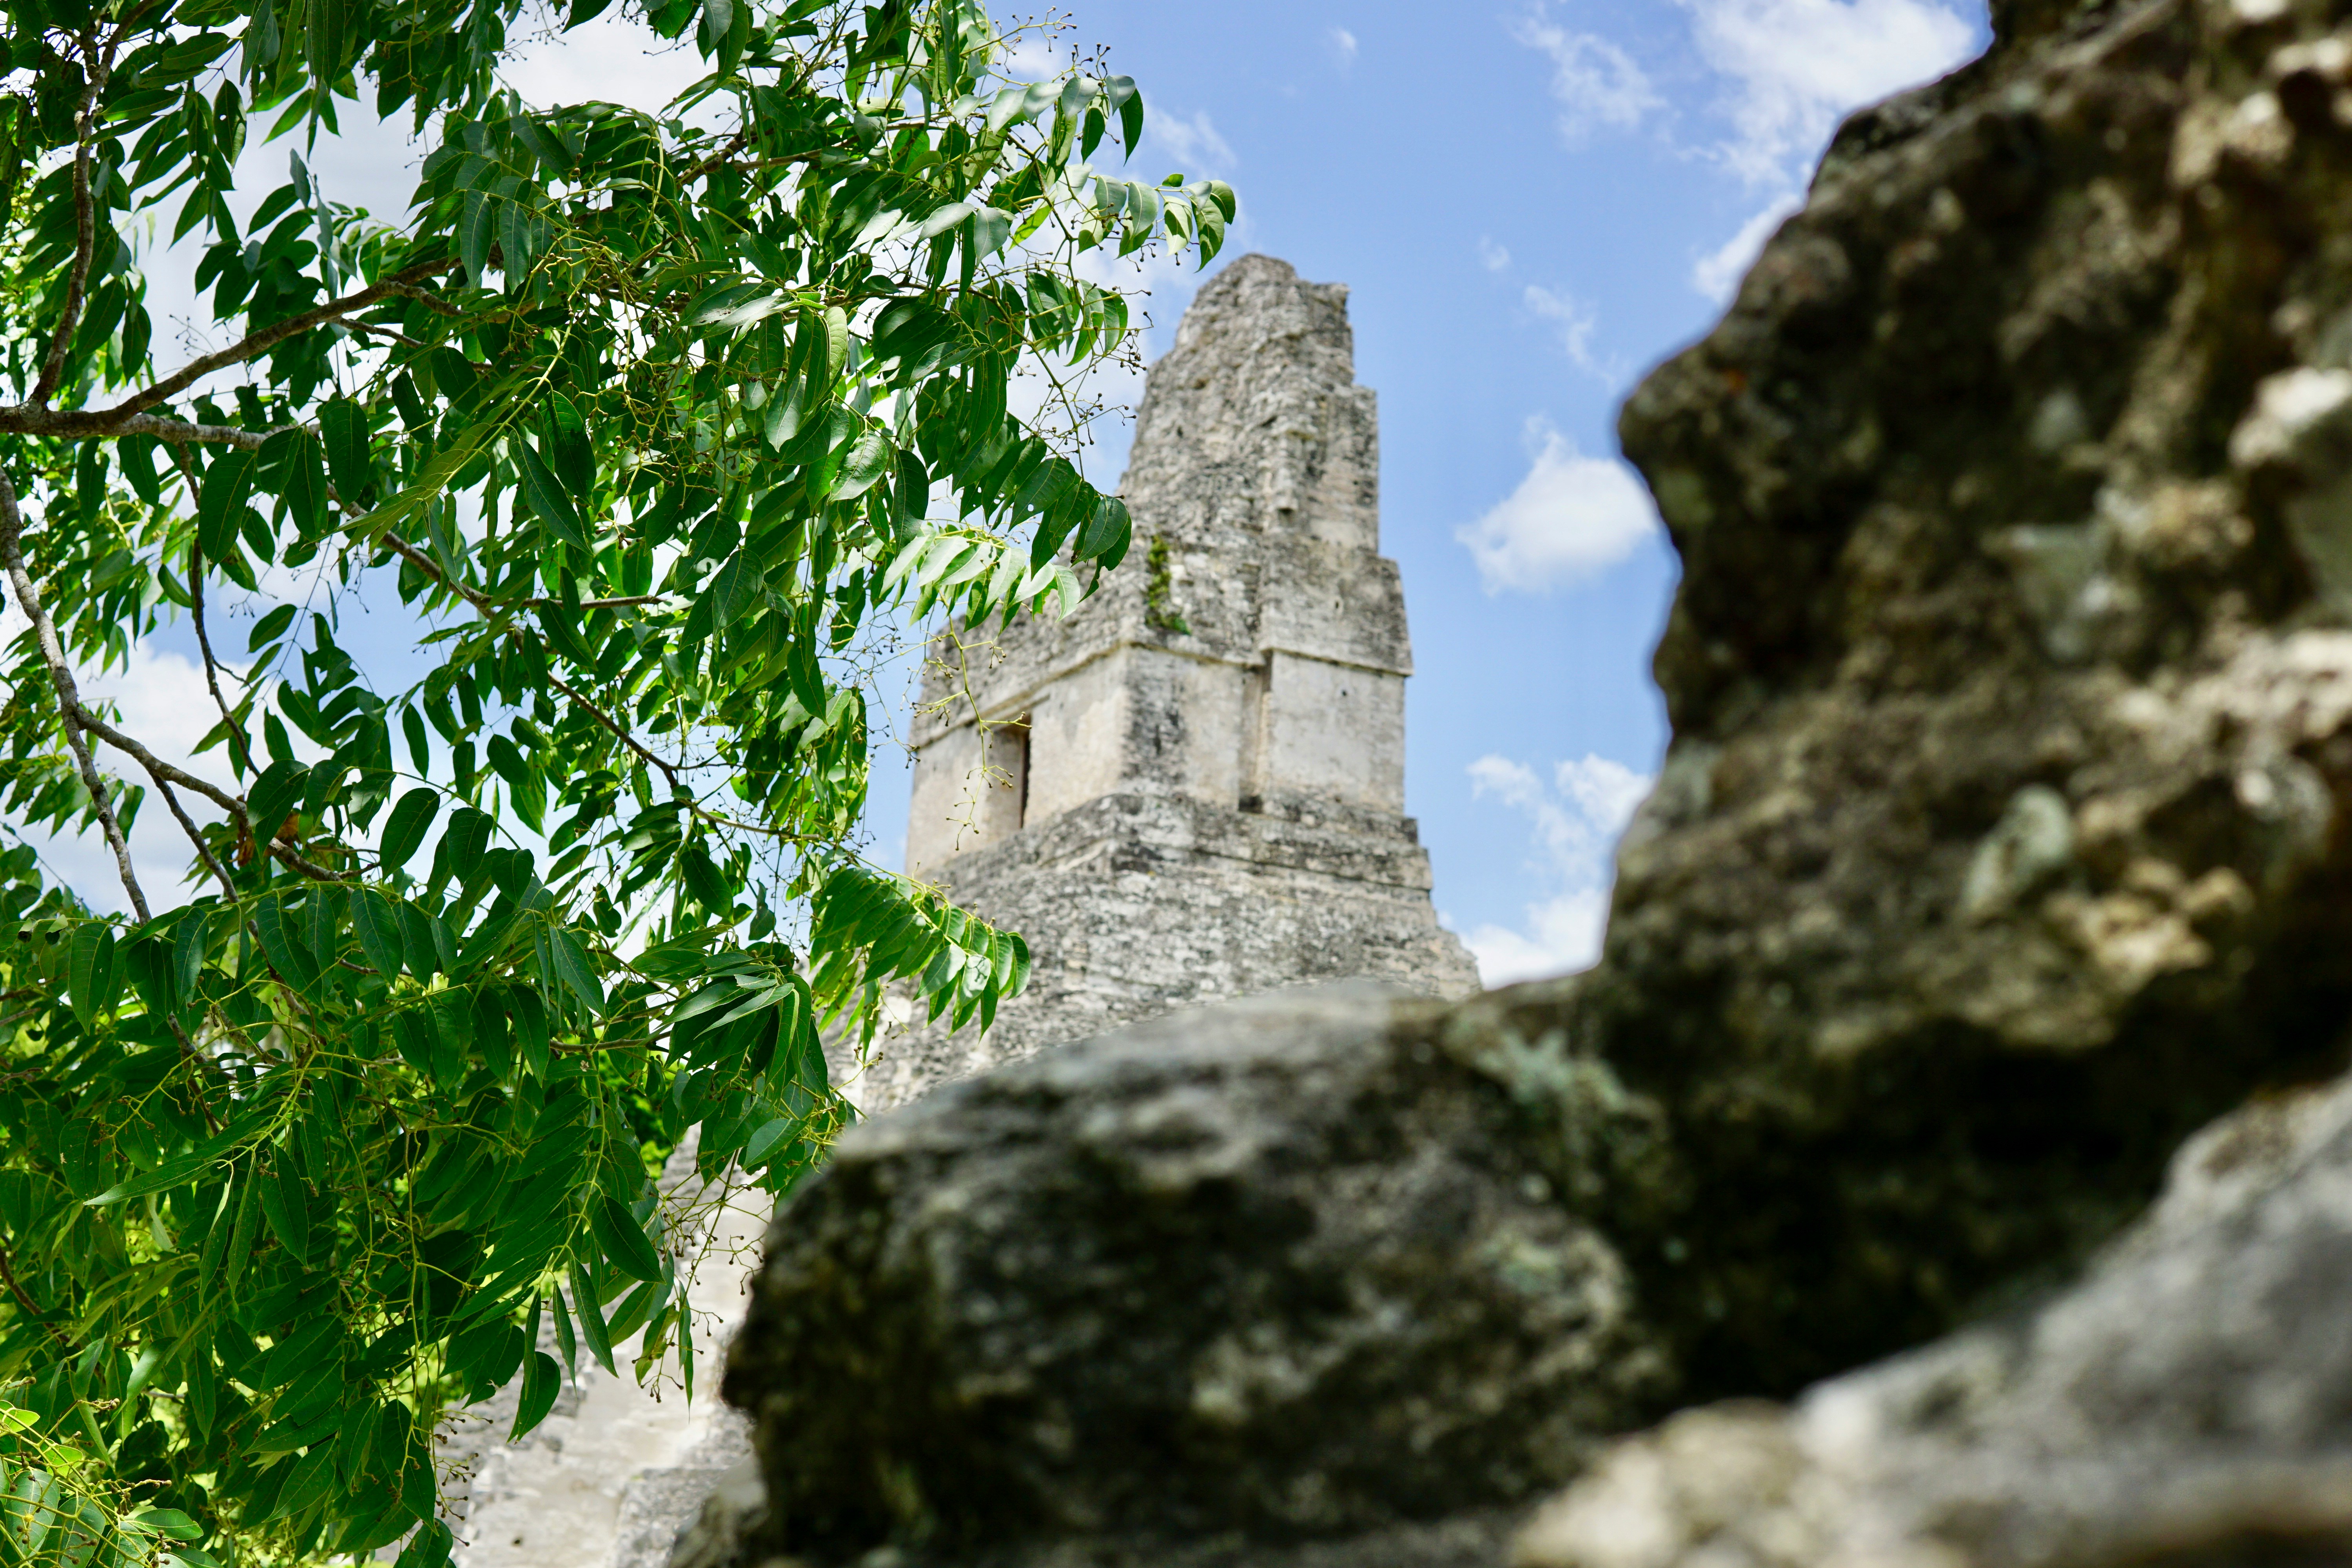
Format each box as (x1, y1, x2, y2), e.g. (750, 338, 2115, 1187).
(0, 474, 149, 921)
(28, 29, 111, 409)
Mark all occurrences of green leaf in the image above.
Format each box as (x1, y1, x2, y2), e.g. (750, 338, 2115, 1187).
(319, 397, 370, 499)
(248, 758, 310, 842)
(129, 1509, 203, 1542)
(544, 392, 592, 501)
(459, 188, 494, 287)
(550, 1287, 579, 1377)
(568, 1262, 618, 1376)
(196, 449, 256, 565)
(259, 1145, 310, 1259)
(379, 787, 440, 871)
(590, 1194, 664, 1283)
(485, 733, 545, 833)
(66, 921, 118, 1030)
(284, 429, 329, 537)
(705, 550, 759, 634)
(352, 889, 404, 977)
(401, 901, 455, 978)
(515, 441, 592, 553)
(248, 603, 298, 653)
(511, 1350, 562, 1439)
(253, 895, 319, 989)
(829, 429, 893, 501)
(548, 925, 604, 1014)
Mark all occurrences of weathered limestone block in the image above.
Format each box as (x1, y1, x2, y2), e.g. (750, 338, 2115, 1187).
(722, 986, 1670, 1564)
(1588, 0, 2352, 1394)
(1513, 1065, 2352, 1568)
(869, 256, 1476, 1114)
(701, 0, 2352, 1562)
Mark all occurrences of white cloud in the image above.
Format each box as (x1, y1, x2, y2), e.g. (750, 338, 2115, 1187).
(1511, 7, 1664, 142)
(1692, 194, 1804, 301)
(1000, 34, 1068, 83)
(1521, 285, 1617, 381)
(1328, 26, 1359, 69)
(1680, 0, 1979, 184)
(1463, 890, 1613, 987)
(502, 10, 713, 116)
(1478, 236, 1512, 273)
(1148, 109, 1236, 174)
(1461, 753, 1654, 987)
(1457, 417, 1660, 593)
(6, 637, 247, 915)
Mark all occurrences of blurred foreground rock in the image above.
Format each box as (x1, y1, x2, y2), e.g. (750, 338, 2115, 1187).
(1514, 1071, 2352, 1568)
(689, 0, 2352, 1561)
(717, 985, 1668, 1564)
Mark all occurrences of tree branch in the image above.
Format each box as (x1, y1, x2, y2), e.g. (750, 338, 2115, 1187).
(182, 531, 254, 777)
(102, 261, 452, 419)
(28, 29, 111, 409)
(0, 474, 150, 921)
(67, 704, 347, 882)
(548, 672, 684, 795)
(143, 765, 236, 900)
(0, 407, 294, 449)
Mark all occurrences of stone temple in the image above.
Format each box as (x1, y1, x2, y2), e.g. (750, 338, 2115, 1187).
(857, 252, 1479, 1111)
(447, 255, 1474, 1567)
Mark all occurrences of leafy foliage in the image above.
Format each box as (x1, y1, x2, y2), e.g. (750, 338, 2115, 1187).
(0, 0, 1229, 1559)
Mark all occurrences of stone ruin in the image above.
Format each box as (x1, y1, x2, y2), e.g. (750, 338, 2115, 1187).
(684, 0, 2352, 1563)
(444, 258, 1479, 1565)
(864, 252, 1479, 1111)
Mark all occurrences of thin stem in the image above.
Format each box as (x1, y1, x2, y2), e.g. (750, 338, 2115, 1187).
(548, 673, 684, 795)
(183, 535, 254, 776)
(67, 696, 347, 882)
(0, 1247, 62, 1342)
(0, 474, 149, 920)
(101, 261, 451, 419)
(28, 28, 110, 409)
(145, 766, 236, 900)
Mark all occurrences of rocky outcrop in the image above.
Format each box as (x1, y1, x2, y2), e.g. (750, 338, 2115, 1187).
(720, 986, 1667, 1565)
(1590, 0, 2352, 1393)
(1513, 1069, 2352, 1568)
(698, 0, 2352, 1562)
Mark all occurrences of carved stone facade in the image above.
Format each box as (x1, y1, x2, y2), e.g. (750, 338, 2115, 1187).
(453, 255, 1474, 1567)
(857, 253, 1479, 1112)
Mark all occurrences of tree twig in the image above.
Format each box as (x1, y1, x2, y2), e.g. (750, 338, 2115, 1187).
(181, 527, 254, 776)
(144, 766, 236, 900)
(0, 473, 150, 921)
(0, 408, 295, 449)
(99, 261, 452, 419)
(547, 673, 684, 795)
(28, 28, 111, 409)
(0, 1246, 62, 1340)
(341, 320, 431, 350)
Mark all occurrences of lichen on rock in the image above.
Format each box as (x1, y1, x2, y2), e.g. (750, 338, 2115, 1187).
(694, 0, 2352, 1561)
(720, 985, 1671, 1564)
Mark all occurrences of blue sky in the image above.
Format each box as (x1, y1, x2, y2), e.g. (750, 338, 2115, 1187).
(951, 0, 1993, 982)
(38, 0, 1991, 985)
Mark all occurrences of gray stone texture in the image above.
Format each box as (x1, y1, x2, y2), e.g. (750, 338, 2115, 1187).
(724, 986, 1668, 1566)
(1582, 0, 2352, 1396)
(702, 0, 2352, 1563)
(866, 254, 1477, 1113)
(1512, 1068, 2352, 1568)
